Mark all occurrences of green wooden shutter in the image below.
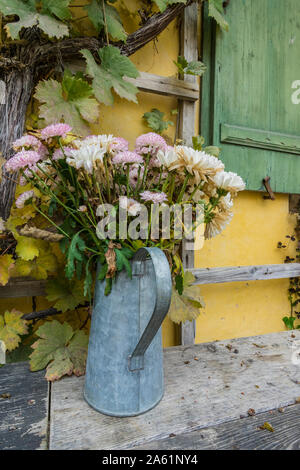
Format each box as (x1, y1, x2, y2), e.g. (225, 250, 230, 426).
(201, 0, 300, 194)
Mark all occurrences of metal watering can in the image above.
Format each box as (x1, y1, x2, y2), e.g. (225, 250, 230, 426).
(84, 247, 172, 417)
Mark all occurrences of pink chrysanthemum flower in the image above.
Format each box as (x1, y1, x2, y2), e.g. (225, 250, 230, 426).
(12, 134, 48, 159)
(135, 132, 167, 156)
(140, 191, 168, 204)
(110, 137, 129, 153)
(15, 190, 34, 209)
(13, 134, 40, 151)
(41, 123, 72, 140)
(53, 147, 73, 160)
(6, 151, 42, 172)
(112, 151, 143, 165)
(129, 164, 144, 187)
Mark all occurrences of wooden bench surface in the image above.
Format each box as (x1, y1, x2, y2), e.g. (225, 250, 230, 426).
(1, 331, 300, 450)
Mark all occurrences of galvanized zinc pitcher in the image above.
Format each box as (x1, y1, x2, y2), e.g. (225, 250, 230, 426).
(84, 247, 172, 417)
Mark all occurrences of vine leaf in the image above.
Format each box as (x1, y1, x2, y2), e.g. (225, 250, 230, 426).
(0, 0, 70, 39)
(208, 0, 229, 32)
(30, 320, 88, 381)
(0, 310, 28, 352)
(0, 254, 14, 286)
(34, 71, 99, 136)
(41, 0, 72, 21)
(154, 0, 187, 13)
(168, 271, 205, 324)
(143, 108, 174, 134)
(13, 246, 58, 280)
(81, 46, 139, 106)
(15, 236, 42, 261)
(174, 56, 207, 77)
(84, 0, 127, 41)
(46, 278, 86, 312)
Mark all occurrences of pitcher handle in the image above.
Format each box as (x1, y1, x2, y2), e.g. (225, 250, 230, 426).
(128, 247, 172, 371)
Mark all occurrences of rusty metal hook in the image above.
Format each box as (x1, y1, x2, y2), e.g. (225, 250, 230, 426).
(263, 176, 275, 200)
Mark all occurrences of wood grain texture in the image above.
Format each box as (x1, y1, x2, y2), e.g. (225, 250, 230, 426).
(180, 2, 199, 345)
(49, 331, 300, 450)
(0, 362, 49, 450)
(133, 405, 300, 450)
(189, 263, 300, 285)
(127, 72, 199, 101)
(0, 278, 46, 298)
(203, 0, 300, 194)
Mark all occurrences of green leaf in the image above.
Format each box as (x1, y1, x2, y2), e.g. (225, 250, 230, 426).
(0, 0, 69, 39)
(143, 108, 174, 134)
(85, 0, 127, 41)
(41, 0, 72, 20)
(81, 46, 139, 106)
(175, 273, 184, 295)
(168, 271, 205, 324)
(98, 263, 108, 281)
(174, 56, 207, 77)
(104, 277, 112, 296)
(154, 0, 187, 13)
(0, 310, 28, 352)
(208, 0, 229, 32)
(283, 316, 297, 330)
(115, 248, 132, 278)
(65, 232, 87, 279)
(192, 135, 205, 151)
(46, 278, 86, 312)
(30, 320, 88, 381)
(34, 70, 99, 136)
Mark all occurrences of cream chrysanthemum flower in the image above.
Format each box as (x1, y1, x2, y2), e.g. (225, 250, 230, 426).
(219, 192, 234, 212)
(119, 196, 142, 216)
(204, 210, 233, 239)
(212, 171, 245, 194)
(66, 135, 114, 173)
(175, 146, 225, 183)
(156, 147, 179, 169)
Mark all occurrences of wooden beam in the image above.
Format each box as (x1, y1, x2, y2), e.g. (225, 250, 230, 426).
(126, 71, 199, 101)
(0, 278, 46, 298)
(180, 3, 199, 346)
(189, 263, 300, 285)
(66, 61, 199, 101)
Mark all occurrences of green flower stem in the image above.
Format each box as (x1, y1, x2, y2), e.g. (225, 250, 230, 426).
(32, 204, 70, 239)
(104, 157, 111, 203)
(176, 173, 190, 203)
(140, 154, 151, 191)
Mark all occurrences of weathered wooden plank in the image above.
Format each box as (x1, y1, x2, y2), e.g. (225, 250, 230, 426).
(67, 60, 199, 101)
(0, 362, 49, 450)
(49, 331, 300, 450)
(189, 263, 300, 285)
(126, 71, 199, 101)
(133, 405, 300, 450)
(180, 2, 199, 345)
(0, 278, 46, 298)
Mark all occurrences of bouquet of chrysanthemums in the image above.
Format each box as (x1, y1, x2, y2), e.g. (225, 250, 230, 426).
(6, 124, 244, 319)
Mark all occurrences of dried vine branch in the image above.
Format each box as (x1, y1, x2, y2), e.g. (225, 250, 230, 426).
(0, 0, 197, 219)
(22, 303, 90, 321)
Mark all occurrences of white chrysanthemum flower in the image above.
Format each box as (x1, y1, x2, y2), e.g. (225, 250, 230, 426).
(176, 146, 225, 183)
(156, 147, 179, 169)
(67, 145, 106, 173)
(212, 171, 245, 194)
(205, 211, 233, 239)
(67, 134, 115, 173)
(119, 196, 142, 216)
(219, 192, 234, 211)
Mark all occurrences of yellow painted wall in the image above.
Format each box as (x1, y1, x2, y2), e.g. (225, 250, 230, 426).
(194, 192, 297, 342)
(1, 3, 297, 349)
